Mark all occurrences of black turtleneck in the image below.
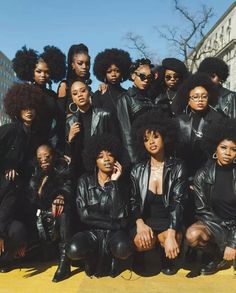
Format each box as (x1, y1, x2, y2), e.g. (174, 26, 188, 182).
(212, 164, 236, 220)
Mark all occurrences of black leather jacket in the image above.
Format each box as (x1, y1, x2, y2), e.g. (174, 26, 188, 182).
(215, 86, 236, 119)
(28, 158, 72, 211)
(193, 160, 236, 249)
(76, 173, 129, 231)
(116, 86, 158, 165)
(130, 158, 188, 230)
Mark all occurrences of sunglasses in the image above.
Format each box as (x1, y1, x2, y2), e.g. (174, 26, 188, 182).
(135, 72, 152, 81)
(165, 74, 180, 81)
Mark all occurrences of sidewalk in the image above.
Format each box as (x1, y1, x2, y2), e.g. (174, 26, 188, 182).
(0, 263, 235, 293)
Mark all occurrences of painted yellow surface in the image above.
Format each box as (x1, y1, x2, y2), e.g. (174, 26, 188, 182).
(0, 263, 235, 293)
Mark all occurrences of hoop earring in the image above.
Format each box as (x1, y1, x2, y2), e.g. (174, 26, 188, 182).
(233, 158, 236, 164)
(69, 102, 79, 114)
(212, 152, 217, 159)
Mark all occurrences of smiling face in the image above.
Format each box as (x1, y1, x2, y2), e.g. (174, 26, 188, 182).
(132, 64, 152, 90)
(188, 86, 209, 112)
(36, 145, 54, 172)
(96, 150, 115, 174)
(71, 53, 90, 79)
(71, 81, 91, 111)
(20, 108, 36, 125)
(106, 64, 121, 85)
(216, 139, 236, 166)
(143, 130, 165, 157)
(34, 61, 50, 85)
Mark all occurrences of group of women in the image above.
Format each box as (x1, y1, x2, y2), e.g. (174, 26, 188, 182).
(0, 43, 236, 282)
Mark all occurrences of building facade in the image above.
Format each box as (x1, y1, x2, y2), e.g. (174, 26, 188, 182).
(188, 2, 236, 91)
(0, 50, 17, 125)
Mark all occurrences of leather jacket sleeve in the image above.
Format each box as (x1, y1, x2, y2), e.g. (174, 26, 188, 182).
(167, 160, 188, 230)
(129, 167, 142, 221)
(76, 176, 127, 230)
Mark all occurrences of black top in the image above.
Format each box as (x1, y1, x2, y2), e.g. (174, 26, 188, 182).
(212, 164, 236, 220)
(79, 107, 93, 147)
(143, 189, 169, 231)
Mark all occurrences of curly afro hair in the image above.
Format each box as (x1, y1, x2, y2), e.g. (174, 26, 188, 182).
(66, 43, 91, 82)
(4, 83, 44, 120)
(12, 45, 66, 83)
(40, 46, 66, 82)
(12, 46, 38, 82)
(131, 110, 179, 161)
(202, 117, 236, 157)
(198, 57, 229, 82)
(93, 48, 132, 82)
(82, 134, 122, 172)
(175, 72, 219, 111)
(129, 58, 152, 76)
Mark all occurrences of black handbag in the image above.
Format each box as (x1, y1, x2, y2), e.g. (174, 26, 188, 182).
(36, 209, 59, 242)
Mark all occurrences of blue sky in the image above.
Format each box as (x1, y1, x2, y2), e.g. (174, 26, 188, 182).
(1, 0, 235, 90)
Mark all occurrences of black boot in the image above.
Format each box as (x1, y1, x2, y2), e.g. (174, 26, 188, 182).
(52, 243, 71, 282)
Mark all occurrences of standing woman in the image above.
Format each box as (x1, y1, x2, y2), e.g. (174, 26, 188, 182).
(66, 134, 133, 277)
(93, 48, 132, 115)
(12, 46, 66, 147)
(156, 58, 188, 116)
(130, 111, 188, 275)
(0, 83, 43, 271)
(175, 73, 224, 180)
(116, 58, 157, 166)
(57, 44, 91, 117)
(186, 118, 236, 275)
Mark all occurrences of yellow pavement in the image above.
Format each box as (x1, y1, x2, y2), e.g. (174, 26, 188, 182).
(0, 263, 235, 293)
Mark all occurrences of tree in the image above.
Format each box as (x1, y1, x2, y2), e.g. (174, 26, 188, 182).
(156, 0, 214, 71)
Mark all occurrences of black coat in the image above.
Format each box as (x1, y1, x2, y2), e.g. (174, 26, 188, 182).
(76, 173, 129, 231)
(130, 157, 188, 231)
(193, 160, 236, 249)
(116, 86, 159, 165)
(176, 106, 223, 178)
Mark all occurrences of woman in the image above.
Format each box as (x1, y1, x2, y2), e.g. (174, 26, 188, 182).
(186, 118, 236, 275)
(57, 43, 91, 116)
(156, 58, 188, 116)
(116, 58, 158, 166)
(28, 144, 71, 282)
(12, 46, 66, 148)
(130, 111, 188, 275)
(0, 83, 43, 272)
(175, 72, 224, 180)
(66, 134, 133, 277)
(198, 56, 236, 118)
(93, 48, 132, 115)
(65, 80, 115, 178)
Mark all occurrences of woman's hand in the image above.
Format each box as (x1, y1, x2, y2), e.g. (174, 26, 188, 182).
(223, 246, 236, 261)
(164, 229, 180, 259)
(136, 219, 154, 249)
(5, 169, 18, 181)
(52, 195, 64, 217)
(68, 122, 80, 143)
(98, 83, 108, 94)
(0, 239, 4, 255)
(111, 161, 122, 181)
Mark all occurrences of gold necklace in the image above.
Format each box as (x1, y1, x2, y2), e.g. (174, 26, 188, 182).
(150, 163, 164, 181)
(166, 90, 177, 104)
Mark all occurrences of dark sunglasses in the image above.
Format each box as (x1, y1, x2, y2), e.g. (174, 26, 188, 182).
(135, 72, 152, 81)
(164, 74, 180, 81)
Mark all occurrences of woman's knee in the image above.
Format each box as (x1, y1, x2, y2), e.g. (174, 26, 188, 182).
(186, 225, 208, 247)
(110, 239, 133, 259)
(66, 232, 93, 260)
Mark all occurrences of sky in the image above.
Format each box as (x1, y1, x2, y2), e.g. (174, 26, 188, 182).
(1, 0, 235, 90)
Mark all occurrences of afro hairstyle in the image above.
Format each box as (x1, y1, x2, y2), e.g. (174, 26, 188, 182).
(12, 46, 38, 82)
(66, 43, 91, 82)
(4, 83, 44, 120)
(82, 134, 122, 172)
(201, 117, 236, 157)
(40, 46, 66, 82)
(131, 110, 179, 161)
(93, 48, 132, 82)
(198, 57, 229, 82)
(175, 72, 219, 111)
(12, 45, 66, 83)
